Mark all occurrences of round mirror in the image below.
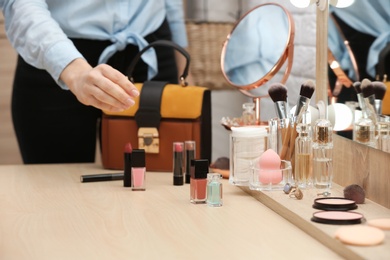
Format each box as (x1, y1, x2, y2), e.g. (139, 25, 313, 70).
(221, 3, 295, 99)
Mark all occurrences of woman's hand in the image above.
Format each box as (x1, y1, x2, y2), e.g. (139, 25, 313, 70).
(60, 58, 139, 112)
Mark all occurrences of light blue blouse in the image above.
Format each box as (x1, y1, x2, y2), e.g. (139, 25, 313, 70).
(1, 0, 187, 89)
(329, 1, 390, 78)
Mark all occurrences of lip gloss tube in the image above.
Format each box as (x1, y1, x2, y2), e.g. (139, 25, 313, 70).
(131, 149, 146, 191)
(173, 142, 184, 186)
(190, 159, 209, 204)
(185, 141, 196, 184)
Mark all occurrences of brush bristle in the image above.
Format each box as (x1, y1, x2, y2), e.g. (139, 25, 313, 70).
(361, 78, 374, 98)
(353, 81, 361, 93)
(372, 81, 387, 100)
(268, 83, 288, 103)
(299, 80, 315, 99)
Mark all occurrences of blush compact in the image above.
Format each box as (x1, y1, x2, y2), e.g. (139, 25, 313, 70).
(313, 197, 357, 211)
(311, 211, 364, 225)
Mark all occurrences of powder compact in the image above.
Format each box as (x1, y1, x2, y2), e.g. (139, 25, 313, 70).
(311, 211, 364, 225)
(313, 197, 357, 211)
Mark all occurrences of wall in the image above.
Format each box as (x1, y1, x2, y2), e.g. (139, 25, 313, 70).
(0, 13, 21, 164)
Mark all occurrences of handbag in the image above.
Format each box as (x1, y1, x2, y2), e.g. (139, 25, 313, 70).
(101, 40, 212, 171)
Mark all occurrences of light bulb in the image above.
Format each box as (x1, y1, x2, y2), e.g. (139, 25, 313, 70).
(290, 0, 313, 8)
(290, 0, 354, 8)
(330, 0, 355, 8)
(327, 103, 353, 131)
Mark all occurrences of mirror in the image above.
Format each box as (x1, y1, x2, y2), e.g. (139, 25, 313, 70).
(220, 3, 295, 123)
(327, 13, 359, 98)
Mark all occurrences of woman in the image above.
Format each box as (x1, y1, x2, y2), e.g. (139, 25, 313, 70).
(1, 0, 190, 163)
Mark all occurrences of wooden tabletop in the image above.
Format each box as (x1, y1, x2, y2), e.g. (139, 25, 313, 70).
(0, 163, 343, 260)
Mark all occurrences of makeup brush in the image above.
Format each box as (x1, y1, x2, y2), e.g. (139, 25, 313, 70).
(361, 78, 374, 99)
(268, 83, 290, 160)
(294, 80, 316, 122)
(268, 83, 289, 119)
(352, 81, 365, 110)
(372, 81, 387, 116)
(360, 78, 377, 121)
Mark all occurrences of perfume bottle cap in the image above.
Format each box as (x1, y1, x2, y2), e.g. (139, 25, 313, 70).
(314, 119, 333, 144)
(192, 159, 209, 179)
(132, 149, 145, 167)
(296, 123, 310, 136)
(207, 173, 222, 181)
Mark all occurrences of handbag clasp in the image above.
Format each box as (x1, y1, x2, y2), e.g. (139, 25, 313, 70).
(138, 127, 159, 153)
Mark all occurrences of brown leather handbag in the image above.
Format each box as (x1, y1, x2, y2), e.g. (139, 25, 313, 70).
(101, 40, 211, 171)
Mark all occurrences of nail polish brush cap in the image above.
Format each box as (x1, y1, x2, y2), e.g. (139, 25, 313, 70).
(132, 149, 145, 167)
(192, 159, 209, 179)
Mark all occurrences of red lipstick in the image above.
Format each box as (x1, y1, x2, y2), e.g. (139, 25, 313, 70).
(123, 142, 133, 187)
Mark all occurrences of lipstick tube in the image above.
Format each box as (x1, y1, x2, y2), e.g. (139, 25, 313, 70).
(190, 159, 209, 204)
(131, 149, 146, 191)
(173, 142, 184, 186)
(123, 142, 133, 187)
(185, 141, 196, 184)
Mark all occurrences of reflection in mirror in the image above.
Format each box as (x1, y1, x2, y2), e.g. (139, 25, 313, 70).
(220, 3, 295, 124)
(328, 13, 359, 98)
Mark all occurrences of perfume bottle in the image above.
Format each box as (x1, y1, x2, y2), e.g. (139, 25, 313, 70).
(294, 123, 312, 189)
(190, 159, 209, 204)
(312, 119, 333, 191)
(353, 107, 376, 148)
(206, 173, 223, 207)
(242, 102, 255, 125)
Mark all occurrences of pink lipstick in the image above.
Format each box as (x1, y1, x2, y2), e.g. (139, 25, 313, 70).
(173, 142, 184, 186)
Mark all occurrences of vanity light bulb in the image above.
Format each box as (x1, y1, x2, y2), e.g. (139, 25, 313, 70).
(328, 103, 353, 131)
(290, 0, 313, 8)
(330, 0, 355, 8)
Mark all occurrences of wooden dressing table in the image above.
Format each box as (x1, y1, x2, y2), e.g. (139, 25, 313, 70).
(0, 161, 389, 260)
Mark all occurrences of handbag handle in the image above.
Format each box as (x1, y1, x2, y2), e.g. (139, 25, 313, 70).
(126, 40, 190, 86)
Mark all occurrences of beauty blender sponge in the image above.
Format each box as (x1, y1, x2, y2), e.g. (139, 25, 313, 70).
(258, 149, 282, 184)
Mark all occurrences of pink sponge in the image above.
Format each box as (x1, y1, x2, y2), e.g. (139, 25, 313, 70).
(258, 149, 282, 184)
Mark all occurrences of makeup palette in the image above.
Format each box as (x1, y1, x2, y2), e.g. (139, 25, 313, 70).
(313, 197, 357, 211)
(311, 211, 364, 225)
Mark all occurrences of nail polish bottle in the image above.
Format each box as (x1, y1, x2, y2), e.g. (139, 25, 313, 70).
(173, 142, 184, 186)
(131, 149, 146, 191)
(185, 141, 196, 184)
(207, 173, 223, 207)
(190, 159, 209, 204)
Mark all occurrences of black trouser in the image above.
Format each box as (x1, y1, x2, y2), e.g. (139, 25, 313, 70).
(12, 19, 178, 164)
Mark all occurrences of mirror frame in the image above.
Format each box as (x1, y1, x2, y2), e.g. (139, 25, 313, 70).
(220, 3, 295, 98)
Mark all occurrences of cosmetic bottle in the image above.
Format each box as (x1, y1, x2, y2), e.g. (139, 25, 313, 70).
(242, 102, 255, 125)
(206, 173, 223, 207)
(131, 149, 146, 191)
(294, 123, 313, 189)
(312, 119, 333, 190)
(173, 142, 184, 186)
(185, 141, 196, 184)
(377, 115, 390, 152)
(353, 110, 376, 148)
(190, 159, 209, 204)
